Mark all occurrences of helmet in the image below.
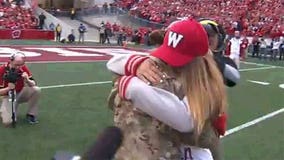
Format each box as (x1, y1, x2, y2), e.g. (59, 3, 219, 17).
(199, 19, 226, 53)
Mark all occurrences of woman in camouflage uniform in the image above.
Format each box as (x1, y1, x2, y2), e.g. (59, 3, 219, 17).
(108, 19, 238, 160)
(107, 18, 227, 160)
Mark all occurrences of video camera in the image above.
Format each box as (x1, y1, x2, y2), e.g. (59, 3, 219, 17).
(2, 67, 22, 84)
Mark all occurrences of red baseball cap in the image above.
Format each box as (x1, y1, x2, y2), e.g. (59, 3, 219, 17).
(151, 18, 209, 66)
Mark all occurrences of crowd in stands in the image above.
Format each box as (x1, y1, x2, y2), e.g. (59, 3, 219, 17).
(99, 21, 152, 45)
(116, 0, 284, 37)
(0, 0, 38, 29)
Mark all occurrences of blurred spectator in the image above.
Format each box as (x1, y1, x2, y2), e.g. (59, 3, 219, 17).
(55, 24, 62, 42)
(280, 37, 284, 60)
(50, 6, 57, 16)
(117, 29, 123, 46)
(78, 23, 87, 43)
(104, 26, 112, 44)
(271, 38, 281, 61)
(259, 38, 267, 60)
(70, 8, 76, 20)
(38, 12, 46, 29)
(99, 22, 105, 44)
(143, 30, 150, 46)
(103, 2, 108, 14)
(49, 22, 55, 31)
(229, 31, 242, 68)
(109, 3, 114, 13)
(14, 0, 24, 6)
(68, 29, 75, 43)
(252, 36, 260, 58)
(240, 36, 249, 60)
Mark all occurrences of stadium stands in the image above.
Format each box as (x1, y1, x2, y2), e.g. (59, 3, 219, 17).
(116, 0, 284, 37)
(104, 21, 151, 44)
(0, 1, 54, 40)
(0, 2, 38, 29)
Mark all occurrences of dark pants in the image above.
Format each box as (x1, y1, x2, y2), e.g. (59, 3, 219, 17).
(259, 47, 267, 60)
(117, 35, 123, 46)
(252, 45, 259, 57)
(39, 23, 44, 29)
(279, 48, 284, 60)
(71, 14, 75, 20)
(271, 49, 278, 61)
(105, 34, 110, 44)
(99, 33, 105, 44)
(56, 32, 61, 41)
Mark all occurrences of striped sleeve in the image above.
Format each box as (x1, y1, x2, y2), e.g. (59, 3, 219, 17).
(106, 54, 148, 76)
(118, 75, 134, 99)
(124, 55, 148, 75)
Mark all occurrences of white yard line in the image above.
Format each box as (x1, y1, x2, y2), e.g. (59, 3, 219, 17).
(222, 108, 284, 138)
(38, 65, 278, 90)
(241, 61, 284, 69)
(247, 80, 270, 85)
(26, 60, 108, 64)
(239, 66, 277, 72)
(40, 80, 284, 137)
(0, 60, 108, 65)
(40, 81, 112, 89)
(241, 61, 270, 67)
(38, 70, 284, 138)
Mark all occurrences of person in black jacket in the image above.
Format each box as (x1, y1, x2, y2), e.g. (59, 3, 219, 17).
(134, 19, 240, 87)
(279, 38, 284, 60)
(199, 19, 240, 87)
(38, 13, 46, 29)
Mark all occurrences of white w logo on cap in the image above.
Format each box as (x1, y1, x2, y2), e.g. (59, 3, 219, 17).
(168, 31, 183, 48)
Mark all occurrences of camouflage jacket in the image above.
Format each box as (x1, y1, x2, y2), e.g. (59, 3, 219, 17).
(108, 73, 182, 160)
(107, 57, 221, 160)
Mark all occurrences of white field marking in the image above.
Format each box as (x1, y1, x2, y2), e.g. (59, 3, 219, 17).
(40, 81, 112, 89)
(0, 60, 108, 65)
(241, 61, 270, 67)
(222, 108, 284, 138)
(26, 60, 108, 64)
(221, 108, 284, 138)
(247, 80, 270, 85)
(279, 84, 284, 89)
(71, 155, 81, 160)
(239, 66, 277, 72)
(25, 48, 104, 57)
(241, 61, 284, 69)
(35, 65, 278, 90)
(70, 48, 148, 56)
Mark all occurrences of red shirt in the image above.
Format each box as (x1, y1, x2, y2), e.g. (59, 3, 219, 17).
(241, 38, 249, 49)
(0, 63, 32, 94)
(225, 41, 231, 56)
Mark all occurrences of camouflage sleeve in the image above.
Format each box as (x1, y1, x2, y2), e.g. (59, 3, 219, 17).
(107, 75, 120, 110)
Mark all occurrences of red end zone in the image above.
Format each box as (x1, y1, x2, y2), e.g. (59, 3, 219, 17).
(0, 46, 148, 63)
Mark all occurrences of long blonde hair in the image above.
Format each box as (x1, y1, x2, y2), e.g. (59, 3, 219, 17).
(176, 53, 227, 137)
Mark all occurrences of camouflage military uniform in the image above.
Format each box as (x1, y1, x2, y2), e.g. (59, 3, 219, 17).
(108, 57, 221, 160)
(108, 85, 180, 160)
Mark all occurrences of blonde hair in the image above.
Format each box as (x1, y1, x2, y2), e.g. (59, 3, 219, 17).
(176, 53, 227, 137)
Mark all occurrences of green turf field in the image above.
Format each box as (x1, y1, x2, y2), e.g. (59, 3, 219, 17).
(0, 58, 283, 160)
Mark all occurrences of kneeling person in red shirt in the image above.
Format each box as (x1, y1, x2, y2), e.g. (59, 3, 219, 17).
(0, 53, 40, 126)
